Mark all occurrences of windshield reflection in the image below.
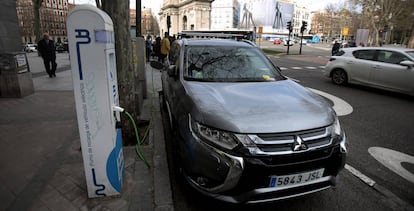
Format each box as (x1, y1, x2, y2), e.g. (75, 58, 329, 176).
(184, 46, 282, 82)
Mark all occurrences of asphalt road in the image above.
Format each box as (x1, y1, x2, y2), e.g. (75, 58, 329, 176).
(162, 42, 414, 210)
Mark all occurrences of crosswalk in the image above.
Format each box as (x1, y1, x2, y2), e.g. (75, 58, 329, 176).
(268, 55, 327, 71)
(279, 66, 325, 70)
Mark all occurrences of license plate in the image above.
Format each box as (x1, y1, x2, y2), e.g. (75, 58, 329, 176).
(269, 169, 325, 188)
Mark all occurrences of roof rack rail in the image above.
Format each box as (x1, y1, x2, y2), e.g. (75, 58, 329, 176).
(178, 32, 245, 40)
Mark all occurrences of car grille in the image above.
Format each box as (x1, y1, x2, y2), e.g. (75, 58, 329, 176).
(223, 146, 345, 196)
(249, 127, 332, 155)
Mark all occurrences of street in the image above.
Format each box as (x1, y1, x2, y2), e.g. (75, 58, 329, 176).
(162, 41, 414, 210)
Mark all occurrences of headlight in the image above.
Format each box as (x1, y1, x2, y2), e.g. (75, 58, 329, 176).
(332, 116, 347, 153)
(189, 115, 239, 150)
(332, 116, 342, 136)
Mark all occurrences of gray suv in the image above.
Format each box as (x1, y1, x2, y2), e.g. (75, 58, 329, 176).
(151, 37, 347, 204)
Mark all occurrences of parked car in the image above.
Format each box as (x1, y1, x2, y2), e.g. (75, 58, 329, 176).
(151, 37, 347, 203)
(273, 38, 282, 45)
(24, 44, 37, 52)
(55, 42, 69, 53)
(324, 47, 414, 95)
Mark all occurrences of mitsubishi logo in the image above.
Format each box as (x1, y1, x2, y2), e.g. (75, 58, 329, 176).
(293, 136, 308, 151)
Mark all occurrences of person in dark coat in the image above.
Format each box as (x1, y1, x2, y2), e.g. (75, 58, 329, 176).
(37, 32, 57, 78)
(154, 36, 162, 62)
(145, 35, 152, 62)
(331, 41, 341, 56)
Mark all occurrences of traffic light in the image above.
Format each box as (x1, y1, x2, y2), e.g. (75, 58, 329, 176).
(167, 15, 171, 28)
(286, 21, 293, 33)
(301, 21, 307, 33)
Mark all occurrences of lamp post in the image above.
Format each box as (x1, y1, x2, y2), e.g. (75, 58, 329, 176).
(136, 0, 141, 37)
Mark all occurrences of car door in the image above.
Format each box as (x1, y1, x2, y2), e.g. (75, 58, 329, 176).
(348, 49, 378, 84)
(372, 50, 414, 92)
(163, 42, 180, 114)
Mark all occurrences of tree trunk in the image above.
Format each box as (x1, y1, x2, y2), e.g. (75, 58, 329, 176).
(408, 29, 414, 48)
(101, 0, 137, 145)
(33, 0, 43, 43)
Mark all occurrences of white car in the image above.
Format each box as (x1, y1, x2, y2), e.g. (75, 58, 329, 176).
(283, 39, 293, 46)
(324, 47, 414, 95)
(24, 44, 37, 52)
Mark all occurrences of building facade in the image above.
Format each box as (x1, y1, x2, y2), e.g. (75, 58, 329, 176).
(130, 8, 160, 38)
(156, 0, 316, 37)
(293, 2, 311, 36)
(159, 0, 214, 37)
(16, 0, 71, 44)
(211, 0, 240, 30)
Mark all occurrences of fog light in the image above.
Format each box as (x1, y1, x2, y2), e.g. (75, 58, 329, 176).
(197, 177, 209, 186)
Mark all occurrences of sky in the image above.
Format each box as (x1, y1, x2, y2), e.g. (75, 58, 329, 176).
(71, 0, 342, 16)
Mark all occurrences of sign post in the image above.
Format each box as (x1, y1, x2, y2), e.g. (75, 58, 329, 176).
(67, 5, 124, 198)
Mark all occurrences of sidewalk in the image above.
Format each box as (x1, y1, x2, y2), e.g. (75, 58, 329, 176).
(0, 53, 174, 211)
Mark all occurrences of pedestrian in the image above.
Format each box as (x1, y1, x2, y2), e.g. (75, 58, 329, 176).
(145, 35, 152, 62)
(331, 41, 340, 56)
(154, 36, 161, 62)
(160, 32, 170, 63)
(37, 32, 57, 78)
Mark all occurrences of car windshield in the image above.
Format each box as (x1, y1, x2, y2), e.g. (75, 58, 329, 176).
(184, 46, 283, 82)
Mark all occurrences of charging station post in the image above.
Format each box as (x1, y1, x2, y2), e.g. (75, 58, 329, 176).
(67, 5, 124, 198)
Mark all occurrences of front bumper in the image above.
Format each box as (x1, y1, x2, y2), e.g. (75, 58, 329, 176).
(181, 126, 347, 204)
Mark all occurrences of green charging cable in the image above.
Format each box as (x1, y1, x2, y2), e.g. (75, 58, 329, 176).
(124, 111, 150, 168)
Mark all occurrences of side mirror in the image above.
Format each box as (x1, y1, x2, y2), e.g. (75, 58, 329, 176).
(400, 60, 414, 69)
(150, 61, 164, 70)
(167, 65, 177, 77)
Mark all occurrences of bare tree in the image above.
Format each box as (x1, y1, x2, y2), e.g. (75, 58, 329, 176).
(350, 0, 414, 46)
(33, 0, 43, 42)
(96, 0, 138, 144)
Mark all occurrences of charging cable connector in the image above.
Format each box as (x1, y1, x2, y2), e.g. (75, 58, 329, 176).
(112, 105, 125, 113)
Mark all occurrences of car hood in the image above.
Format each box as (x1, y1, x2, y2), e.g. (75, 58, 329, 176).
(186, 80, 334, 133)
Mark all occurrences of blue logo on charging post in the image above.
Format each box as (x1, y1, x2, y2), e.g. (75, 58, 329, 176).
(106, 129, 124, 192)
(75, 29, 91, 80)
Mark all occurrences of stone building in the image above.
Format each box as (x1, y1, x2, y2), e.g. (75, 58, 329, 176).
(159, 0, 214, 37)
(211, 0, 240, 30)
(16, 0, 72, 44)
(130, 8, 160, 38)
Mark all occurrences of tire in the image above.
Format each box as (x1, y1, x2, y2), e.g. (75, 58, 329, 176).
(331, 69, 348, 85)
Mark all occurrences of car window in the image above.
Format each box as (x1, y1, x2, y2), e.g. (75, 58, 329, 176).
(377, 50, 409, 64)
(353, 50, 376, 61)
(183, 46, 283, 82)
(404, 51, 414, 60)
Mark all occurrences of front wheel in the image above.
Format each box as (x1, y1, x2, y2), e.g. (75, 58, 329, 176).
(331, 69, 348, 85)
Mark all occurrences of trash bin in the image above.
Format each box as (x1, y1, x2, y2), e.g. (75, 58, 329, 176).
(0, 52, 34, 98)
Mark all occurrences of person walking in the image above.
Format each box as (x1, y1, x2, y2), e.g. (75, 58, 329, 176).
(37, 32, 57, 78)
(145, 35, 152, 62)
(160, 32, 170, 63)
(154, 36, 161, 62)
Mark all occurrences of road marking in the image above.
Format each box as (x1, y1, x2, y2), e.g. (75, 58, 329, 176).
(319, 66, 325, 68)
(305, 67, 317, 69)
(291, 67, 302, 69)
(368, 147, 414, 184)
(279, 67, 288, 70)
(345, 164, 376, 186)
(308, 88, 353, 116)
